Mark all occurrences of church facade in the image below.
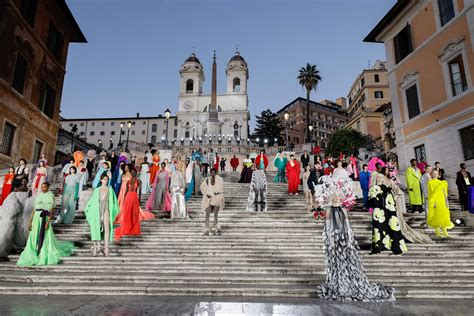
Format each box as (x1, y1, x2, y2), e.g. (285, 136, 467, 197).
(176, 52, 250, 141)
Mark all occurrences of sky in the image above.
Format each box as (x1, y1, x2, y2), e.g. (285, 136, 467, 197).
(62, 0, 395, 128)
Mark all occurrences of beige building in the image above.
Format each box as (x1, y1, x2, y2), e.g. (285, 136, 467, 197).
(365, 0, 474, 184)
(346, 60, 391, 146)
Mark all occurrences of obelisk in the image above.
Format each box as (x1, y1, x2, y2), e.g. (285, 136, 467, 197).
(207, 50, 220, 136)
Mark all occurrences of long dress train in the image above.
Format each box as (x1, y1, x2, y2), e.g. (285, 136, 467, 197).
(317, 206, 395, 301)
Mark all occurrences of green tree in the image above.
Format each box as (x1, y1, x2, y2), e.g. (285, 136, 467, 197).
(297, 63, 322, 143)
(325, 128, 372, 157)
(253, 109, 284, 146)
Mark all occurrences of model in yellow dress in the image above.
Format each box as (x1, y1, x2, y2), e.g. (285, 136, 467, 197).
(427, 169, 454, 237)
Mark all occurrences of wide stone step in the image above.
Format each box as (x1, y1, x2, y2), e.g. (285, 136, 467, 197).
(0, 282, 472, 298)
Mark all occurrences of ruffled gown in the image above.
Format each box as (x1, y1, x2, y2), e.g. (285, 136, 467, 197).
(317, 206, 395, 302)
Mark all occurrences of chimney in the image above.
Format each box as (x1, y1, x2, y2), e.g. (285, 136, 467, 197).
(136, 112, 140, 118)
(336, 97, 347, 108)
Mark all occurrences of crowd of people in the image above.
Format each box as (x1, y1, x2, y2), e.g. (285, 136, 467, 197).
(0, 146, 473, 302)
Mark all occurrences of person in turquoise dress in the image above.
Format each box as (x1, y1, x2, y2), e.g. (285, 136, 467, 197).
(17, 182, 75, 266)
(275, 153, 288, 183)
(273, 153, 282, 182)
(57, 166, 80, 224)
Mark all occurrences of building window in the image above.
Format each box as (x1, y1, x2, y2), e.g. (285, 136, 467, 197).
(174, 119, 178, 126)
(111, 122, 115, 126)
(152, 124, 157, 133)
(102, 122, 105, 126)
(374, 74, 380, 82)
(185, 131, 190, 138)
(361, 77, 365, 87)
(405, 84, 420, 119)
(142, 130, 146, 135)
(233, 77, 241, 92)
(32, 140, 43, 162)
(374, 91, 384, 99)
(91, 122, 95, 126)
(47, 22, 64, 60)
(459, 125, 474, 160)
(0, 122, 16, 156)
(121, 131, 125, 135)
(110, 131, 115, 135)
(80, 132, 84, 136)
(449, 55, 468, 96)
(39, 81, 56, 118)
(186, 79, 194, 93)
(90, 131, 95, 136)
(131, 131, 135, 135)
(20, 0, 38, 28)
(80, 123, 84, 126)
(174, 130, 178, 138)
(414, 144, 426, 162)
(99, 131, 105, 136)
(151, 135, 156, 144)
(12, 54, 28, 95)
(438, 0, 455, 26)
(393, 24, 413, 64)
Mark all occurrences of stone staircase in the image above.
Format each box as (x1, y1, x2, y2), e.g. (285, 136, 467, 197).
(0, 173, 473, 298)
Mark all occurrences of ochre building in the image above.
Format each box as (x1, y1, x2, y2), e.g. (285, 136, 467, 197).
(365, 0, 474, 184)
(0, 0, 86, 169)
(346, 60, 391, 147)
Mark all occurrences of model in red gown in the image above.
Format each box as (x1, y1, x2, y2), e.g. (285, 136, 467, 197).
(286, 155, 301, 194)
(0, 168, 14, 205)
(114, 171, 152, 241)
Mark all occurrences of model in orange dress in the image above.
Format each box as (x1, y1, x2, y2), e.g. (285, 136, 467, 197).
(114, 170, 153, 241)
(149, 153, 160, 185)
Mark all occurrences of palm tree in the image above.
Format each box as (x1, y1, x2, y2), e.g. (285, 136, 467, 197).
(297, 63, 322, 144)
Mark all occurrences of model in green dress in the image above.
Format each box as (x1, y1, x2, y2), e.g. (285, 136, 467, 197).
(84, 175, 119, 256)
(276, 153, 288, 183)
(17, 182, 75, 267)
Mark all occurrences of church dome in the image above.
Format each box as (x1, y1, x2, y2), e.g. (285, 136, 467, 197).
(228, 51, 247, 67)
(184, 53, 201, 64)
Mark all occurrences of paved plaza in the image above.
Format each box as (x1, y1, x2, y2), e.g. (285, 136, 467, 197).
(0, 295, 473, 315)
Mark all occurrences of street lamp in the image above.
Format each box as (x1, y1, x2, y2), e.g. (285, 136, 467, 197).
(70, 124, 78, 153)
(98, 139, 102, 150)
(125, 120, 132, 152)
(308, 125, 314, 151)
(284, 112, 290, 150)
(274, 138, 278, 146)
(119, 122, 124, 148)
(109, 136, 113, 150)
(164, 108, 171, 149)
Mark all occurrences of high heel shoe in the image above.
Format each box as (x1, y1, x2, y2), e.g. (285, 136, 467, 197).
(104, 246, 110, 257)
(91, 246, 98, 257)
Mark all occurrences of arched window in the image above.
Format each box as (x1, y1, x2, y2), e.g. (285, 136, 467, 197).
(152, 124, 157, 132)
(203, 106, 207, 112)
(218, 105, 222, 112)
(151, 135, 157, 144)
(186, 79, 194, 93)
(232, 77, 241, 92)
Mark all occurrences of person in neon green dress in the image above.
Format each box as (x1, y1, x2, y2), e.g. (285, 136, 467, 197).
(427, 169, 454, 237)
(17, 182, 75, 267)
